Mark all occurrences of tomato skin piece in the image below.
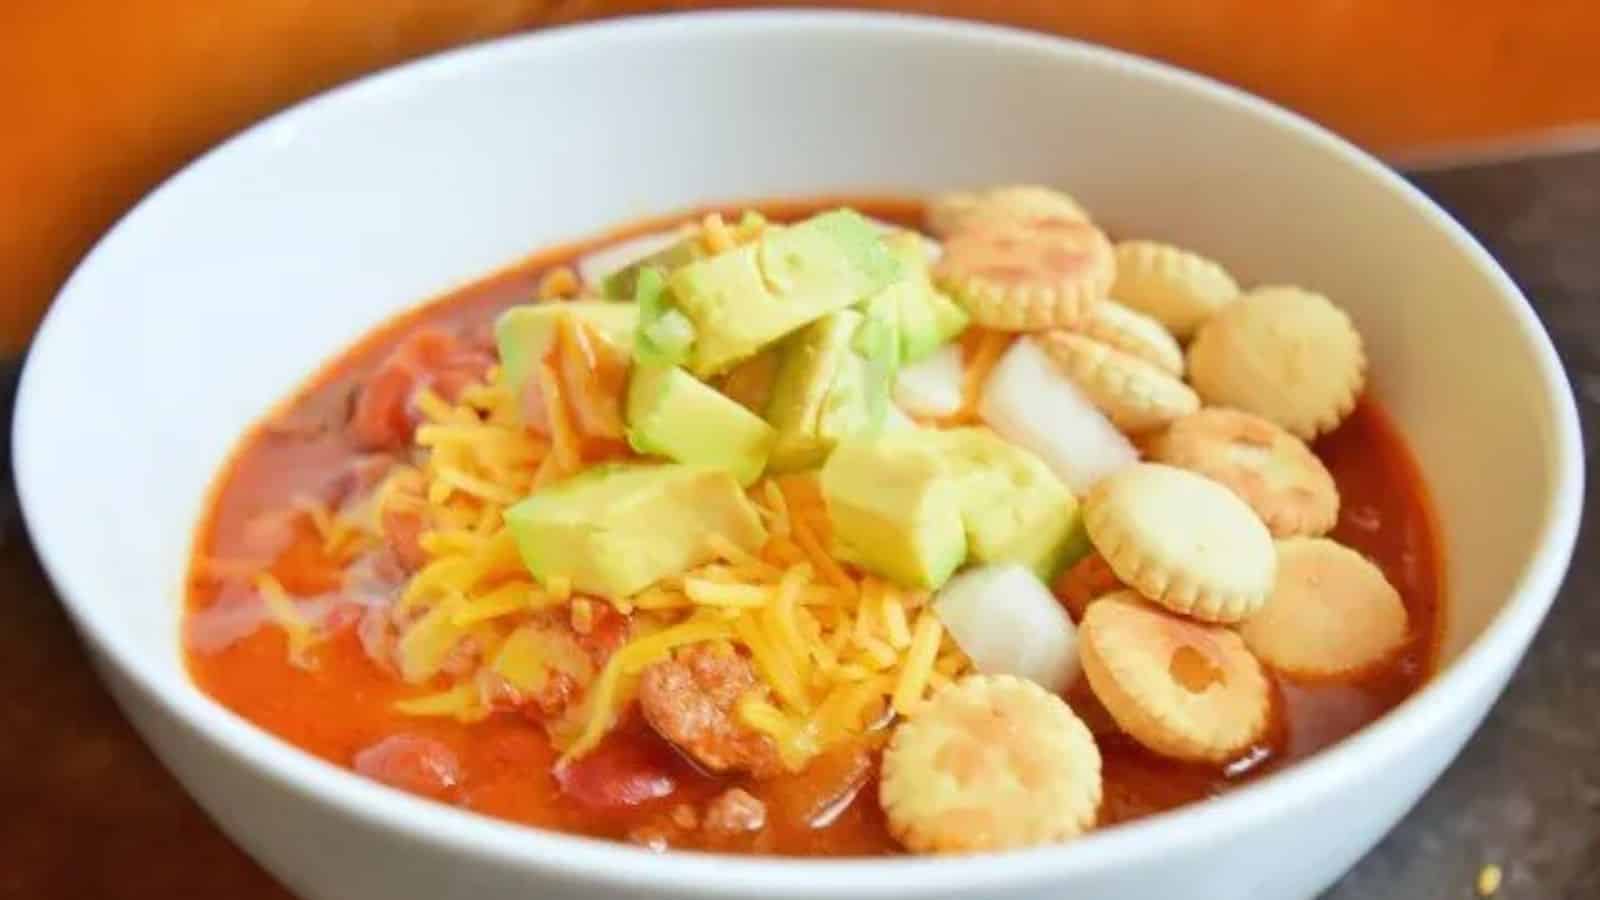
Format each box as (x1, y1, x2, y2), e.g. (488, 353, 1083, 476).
(349, 363, 416, 451)
(353, 734, 462, 801)
(554, 732, 680, 811)
(348, 327, 495, 451)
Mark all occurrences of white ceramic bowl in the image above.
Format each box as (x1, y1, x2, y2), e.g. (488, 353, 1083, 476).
(14, 11, 1583, 900)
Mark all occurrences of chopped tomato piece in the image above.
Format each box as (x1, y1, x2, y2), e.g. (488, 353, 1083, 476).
(348, 327, 495, 451)
(317, 454, 394, 508)
(350, 364, 416, 451)
(353, 734, 461, 800)
(407, 329, 458, 369)
(554, 729, 679, 810)
(184, 582, 267, 654)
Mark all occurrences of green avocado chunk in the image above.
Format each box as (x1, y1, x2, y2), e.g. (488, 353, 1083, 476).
(876, 231, 970, 364)
(715, 349, 781, 415)
(764, 311, 860, 471)
(601, 236, 702, 301)
(660, 209, 902, 377)
(820, 432, 968, 590)
(600, 212, 769, 301)
(632, 266, 696, 368)
(505, 463, 767, 599)
(820, 427, 1086, 590)
(853, 283, 903, 430)
(764, 305, 898, 472)
(932, 428, 1088, 581)
(495, 301, 638, 399)
(625, 363, 776, 486)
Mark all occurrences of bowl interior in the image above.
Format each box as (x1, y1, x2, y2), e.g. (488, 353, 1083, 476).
(14, 10, 1579, 889)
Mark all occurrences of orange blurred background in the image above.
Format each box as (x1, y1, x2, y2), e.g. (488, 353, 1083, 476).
(6, 0, 1599, 356)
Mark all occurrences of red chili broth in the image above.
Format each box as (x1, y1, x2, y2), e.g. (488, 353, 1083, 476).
(185, 197, 1444, 855)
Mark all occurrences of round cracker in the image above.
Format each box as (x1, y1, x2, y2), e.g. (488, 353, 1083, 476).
(1187, 286, 1366, 439)
(935, 218, 1114, 331)
(1037, 331, 1199, 433)
(1083, 463, 1275, 623)
(1111, 241, 1240, 339)
(927, 184, 1091, 237)
(1069, 299, 1185, 375)
(880, 674, 1102, 853)
(1080, 591, 1271, 763)
(1240, 537, 1409, 678)
(1153, 408, 1339, 537)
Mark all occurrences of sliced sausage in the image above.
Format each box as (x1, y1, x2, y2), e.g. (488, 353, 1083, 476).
(637, 644, 782, 778)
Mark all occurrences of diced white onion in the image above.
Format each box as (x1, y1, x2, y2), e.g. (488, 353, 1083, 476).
(575, 228, 687, 287)
(893, 344, 964, 418)
(978, 336, 1137, 494)
(933, 563, 1080, 693)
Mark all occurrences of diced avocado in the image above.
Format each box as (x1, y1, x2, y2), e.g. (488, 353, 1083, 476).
(664, 209, 902, 377)
(815, 352, 877, 450)
(625, 364, 775, 486)
(632, 267, 695, 368)
(850, 287, 902, 430)
(821, 433, 967, 590)
(930, 428, 1087, 581)
(506, 463, 767, 599)
(496, 301, 638, 398)
(765, 310, 865, 472)
(900, 287, 968, 365)
(819, 427, 1085, 590)
(716, 349, 781, 414)
(601, 211, 769, 300)
(601, 235, 702, 301)
(854, 286, 902, 374)
(876, 232, 969, 363)
(765, 298, 900, 472)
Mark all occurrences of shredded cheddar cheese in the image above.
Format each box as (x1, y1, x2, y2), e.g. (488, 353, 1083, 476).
(250, 353, 972, 769)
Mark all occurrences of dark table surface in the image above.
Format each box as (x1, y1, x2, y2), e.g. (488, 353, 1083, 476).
(0, 154, 1595, 899)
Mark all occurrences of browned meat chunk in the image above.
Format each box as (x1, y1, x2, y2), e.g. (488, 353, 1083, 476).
(637, 644, 782, 778)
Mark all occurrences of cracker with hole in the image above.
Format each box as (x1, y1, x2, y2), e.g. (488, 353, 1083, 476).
(1153, 408, 1339, 537)
(880, 674, 1102, 853)
(1187, 286, 1367, 439)
(1079, 591, 1270, 763)
(1240, 537, 1410, 679)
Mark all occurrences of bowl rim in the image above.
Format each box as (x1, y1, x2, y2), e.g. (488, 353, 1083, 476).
(14, 9, 1585, 897)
